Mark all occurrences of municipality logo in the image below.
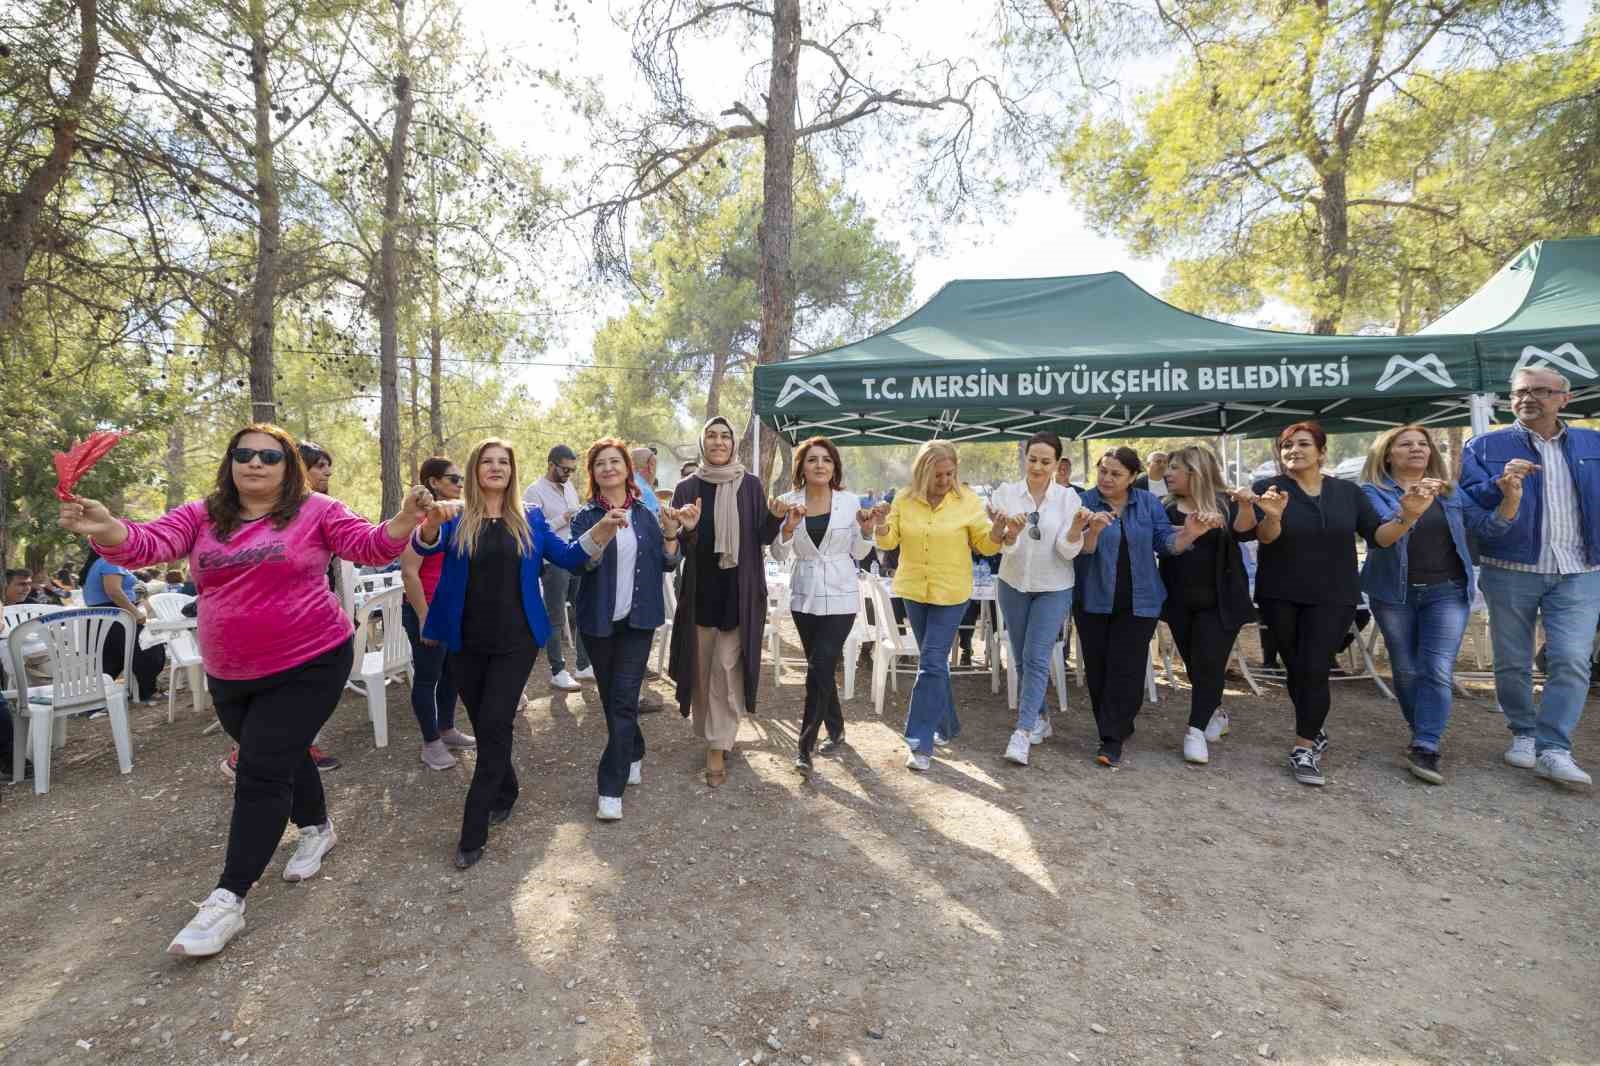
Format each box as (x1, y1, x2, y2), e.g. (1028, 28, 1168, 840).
(775, 374, 841, 408)
(1513, 343, 1595, 379)
(1375, 353, 1455, 392)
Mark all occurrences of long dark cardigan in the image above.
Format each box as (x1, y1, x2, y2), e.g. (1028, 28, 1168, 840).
(668, 474, 783, 717)
(1158, 497, 1257, 632)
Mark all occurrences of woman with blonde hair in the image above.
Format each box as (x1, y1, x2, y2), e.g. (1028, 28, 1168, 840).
(1359, 424, 1518, 783)
(415, 438, 628, 868)
(870, 440, 1008, 771)
(1158, 444, 1258, 765)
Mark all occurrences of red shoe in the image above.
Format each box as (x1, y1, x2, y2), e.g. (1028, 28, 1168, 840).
(309, 745, 342, 771)
(220, 747, 239, 780)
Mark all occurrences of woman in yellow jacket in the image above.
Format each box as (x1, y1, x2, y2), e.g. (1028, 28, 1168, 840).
(871, 441, 1008, 771)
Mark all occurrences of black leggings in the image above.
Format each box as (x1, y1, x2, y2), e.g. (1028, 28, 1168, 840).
(102, 619, 167, 702)
(1256, 599, 1356, 739)
(1165, 606, 1242, 731)
(792, 611, 854, 757)
(1073, 609, 1158, 743)
(452, 646, 538, 851)
(210, 639, 354, 897)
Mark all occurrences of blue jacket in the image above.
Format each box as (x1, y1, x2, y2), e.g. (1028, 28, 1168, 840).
(570, 498, 679, 637)
(1359, 478, 1509, 605)
(1459, 423, 1600, 567)
(416, 507, 593, 653)
(1072, 488, 1179, 618)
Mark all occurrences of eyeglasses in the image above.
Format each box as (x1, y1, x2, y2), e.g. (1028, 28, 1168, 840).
(1509, 387, 1563, 401)
(441, 473, 464, 485)
(231, 447, 286, 465)
(555, 465, 577, 476)
(1027, 511, 1042, 540)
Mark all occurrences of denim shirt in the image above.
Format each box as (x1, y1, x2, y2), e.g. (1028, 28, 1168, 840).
(570, 499, 679, 637)
(1359, 478, 1508, 606)
(1072, 488, 1178, 618)
(1459, 424, 1600, 567)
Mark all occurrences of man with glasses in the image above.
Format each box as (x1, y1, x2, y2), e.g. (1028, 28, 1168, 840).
(524, 444, 591, 691)
(1461, 367, 1600, 787)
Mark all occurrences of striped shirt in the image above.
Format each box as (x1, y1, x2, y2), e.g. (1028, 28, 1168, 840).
(1483, 423, 1600, 575)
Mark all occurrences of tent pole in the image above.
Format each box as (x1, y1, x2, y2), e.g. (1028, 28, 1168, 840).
(1470, 393, 1494, 436)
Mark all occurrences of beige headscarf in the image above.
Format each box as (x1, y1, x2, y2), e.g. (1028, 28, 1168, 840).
(694, 415, 747, 569)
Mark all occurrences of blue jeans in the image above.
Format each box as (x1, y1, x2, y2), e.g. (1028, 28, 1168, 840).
(996, 580, 1072, 732)
(1479, 566, 1600, 753)
(402, 601, 458, 743)
(585, 623, 653, 798)
(903, 600, 966, 754)
(1368, 580, 1470, 752)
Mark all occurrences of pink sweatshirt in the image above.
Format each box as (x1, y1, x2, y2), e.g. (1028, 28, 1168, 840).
(95, 495, 409, 680)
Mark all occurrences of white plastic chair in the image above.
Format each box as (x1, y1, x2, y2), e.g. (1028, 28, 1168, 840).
(349, 587, 413, 748)
(864, 578, 921, 716)
(5, 607, 134, 794)
(147, 592, 207, 722)
(2, 603, 63, 632)
(997, 609, 1069, 717)
(840, 574, 874, 701)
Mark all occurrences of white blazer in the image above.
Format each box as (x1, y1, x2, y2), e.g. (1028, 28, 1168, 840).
(770, 489, 873, 616)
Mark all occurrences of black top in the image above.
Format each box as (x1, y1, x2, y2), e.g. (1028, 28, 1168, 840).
(1112, 529, 1134, 613)
(1252, 475, 1383, 606)
(805, 512, 830, 548)
(461, 519, 535, 653)
(1163, 502, 1220, 609)
(1405, 499, 1466, 586)
(692, 479, 740, 631)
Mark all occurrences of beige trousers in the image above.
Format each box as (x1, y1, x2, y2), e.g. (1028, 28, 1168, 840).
(692, 626, 745, 750)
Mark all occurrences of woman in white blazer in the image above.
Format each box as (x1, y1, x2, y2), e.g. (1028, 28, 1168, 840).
(770, 436, 875, 774)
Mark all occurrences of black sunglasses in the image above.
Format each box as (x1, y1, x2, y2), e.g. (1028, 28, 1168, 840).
(440, 473, 464, 485)
(231, 447, 286, 465)
(1027, 511, 1042, 540)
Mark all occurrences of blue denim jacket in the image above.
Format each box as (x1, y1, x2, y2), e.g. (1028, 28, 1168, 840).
(1359, 478, 1509, 606)
(1072, 488, 1178, 618)
(570, 499, 679, 638)
(1459, 423, 1600, 567)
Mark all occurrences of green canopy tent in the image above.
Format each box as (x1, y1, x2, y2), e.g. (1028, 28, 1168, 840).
(753, 272, 1483, 446)
(1418, 236, 1600, 431)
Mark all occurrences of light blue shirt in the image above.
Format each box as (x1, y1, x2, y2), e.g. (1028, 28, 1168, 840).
(634, 472, 660, 514)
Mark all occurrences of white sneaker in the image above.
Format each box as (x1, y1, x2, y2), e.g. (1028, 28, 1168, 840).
(627, 760, 642, 786)
(596, 795, 623, 821)
(1204, 710, 1230, 743)
(1004, 729, 1031, 766)
(573, 666, 596, 682)
(1535, 749, 1593, 787)
(167, 889, 245, 957)
(283, 820, 337, 882)
(1028, 717, 1053, 744)
(1183, 726, 1210, 765)
(906, 751, 931, 772)
(551, 670, 582, 693)
(1504, 735, 1537, 769)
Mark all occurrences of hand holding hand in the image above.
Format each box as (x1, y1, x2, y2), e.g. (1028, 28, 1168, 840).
(1255, 487, 1288, 519)
(1495, 467, 1527, 500)
(1069, 508, 1091, 536)
(58, 496, 119, 538)
(782, 499, 807, 534)
(1229, 486, 1257, 507)
(856, 507, 876, 532)
(1183, 510, 1224, 537)
(677, 499, 703, 531)
(768, 496, 792, 519)
(1503, 459, 1540, 481)
(403, 485, 435, 523)
(660, 507, 682, 538)
(1398, 481, 1437, 520)
(1087, 510, 1116, 534)
(421, 498, 463, 532)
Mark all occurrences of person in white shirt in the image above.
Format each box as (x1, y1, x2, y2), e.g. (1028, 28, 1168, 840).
(770, 436, 876, 774)
(989, 432, 1088, 766)
(522, 444, 591, 691)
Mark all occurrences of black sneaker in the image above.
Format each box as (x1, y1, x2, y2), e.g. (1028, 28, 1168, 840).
(1289, 746, 1325, 786)
(818, 736, 845, 756)
(1312, 730, 1330, 756)
(1094, 741, 1122, 768)
(794, 754, 813, 776)
(1407, 747, 1443, 785)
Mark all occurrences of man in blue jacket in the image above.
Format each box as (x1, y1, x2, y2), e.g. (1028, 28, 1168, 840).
(1459, 366, 1600, 787)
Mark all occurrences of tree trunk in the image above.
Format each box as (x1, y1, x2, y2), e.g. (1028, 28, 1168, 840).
(1447, 425, 1465, 478)
(377, 68, 414, 517)
(407, 330, 420, 479)
(0, 455, 11, 568)
(752, 0, 801, 487)
(1311, 171, 1351, 335)
(164, 417, 186, 510)
(428, 316, 444, 449)
(247, 0, 281, 424)
(24, 542, 47, 575)
(1394, 266, 1416, 335)
(0, 0, 100, 331)
(705, 347, 729, 418)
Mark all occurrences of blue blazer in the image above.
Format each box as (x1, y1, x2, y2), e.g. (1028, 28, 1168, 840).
(1072, 488, 1179, 618)
(1459, 423, 1600, 567)
(570, 498, 680, 638)
(1360, 478, 1509, 606)
(416, 507, 592, 653)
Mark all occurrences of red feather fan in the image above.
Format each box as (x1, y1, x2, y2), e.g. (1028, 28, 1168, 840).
(54, 431, 128, 501)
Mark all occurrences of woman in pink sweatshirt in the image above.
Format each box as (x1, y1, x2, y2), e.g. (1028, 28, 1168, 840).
(59, 423, 443, 959)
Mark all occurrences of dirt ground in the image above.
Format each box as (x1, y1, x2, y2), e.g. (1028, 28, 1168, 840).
(2, 627, 1598, 1066)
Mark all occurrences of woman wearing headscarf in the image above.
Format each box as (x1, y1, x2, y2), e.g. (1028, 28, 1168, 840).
(668, 416, 784, 786)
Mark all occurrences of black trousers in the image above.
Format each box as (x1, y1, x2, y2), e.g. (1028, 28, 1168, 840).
(586, 623, 652, 798)
(1074, 608, 1158, 744)
(102, 619, 167, 701)
(452, 645, 538, 851)
(1256, 599, 1357, 739)
(1165, 605, 1242, 730)
(210, 639, 353, 897)
(792, 610, 854, 757)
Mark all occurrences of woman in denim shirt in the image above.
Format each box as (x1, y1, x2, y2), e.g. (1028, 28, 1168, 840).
(1360, 425, 1519, 784)
(1073, 447, 1216, 767)
(571, 438, 695, 822)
